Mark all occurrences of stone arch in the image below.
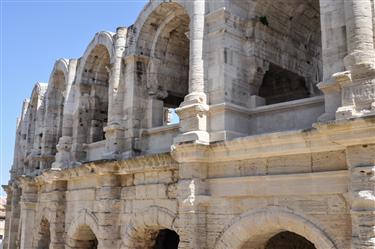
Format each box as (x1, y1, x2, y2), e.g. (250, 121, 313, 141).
(41, 59, 70, 169)
(66, 209, 100, 248)
(252, 0, 322, 102)
(75, 31, 115, 84)
(67, 209, 100, 240)
(127, 0, 191, 55)
(121, 206, 179, 249)
(50, 58, 70, 86)
(214, 207, 337, 249)
(132, 1, 191, 127)
(72, 32, 114, 161)
(25, 83, 48, 173)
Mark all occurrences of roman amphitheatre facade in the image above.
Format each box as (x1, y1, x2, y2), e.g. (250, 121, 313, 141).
(3, 0, 375, 248)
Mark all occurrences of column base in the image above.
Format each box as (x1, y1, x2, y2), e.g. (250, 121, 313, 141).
(174, 130, 209, 145)
(174, 92, 210, 145)
(336, 104, 375, 120)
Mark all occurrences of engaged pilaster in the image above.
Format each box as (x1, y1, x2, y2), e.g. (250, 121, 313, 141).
(52, 59, 77, 169)
(172, 144, 209, 249)
(19, 177, 38, 249)
(7, 184, 21, 249)
(174, 0, 209, 145)
(104, 27, 127, 159)
(346, 145, 375, 249)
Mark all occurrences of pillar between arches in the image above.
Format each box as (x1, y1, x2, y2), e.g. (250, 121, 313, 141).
(104, 27, 127, 160)
(174, 0, 209, 145)
(19, 178, 38, 249)
(346, 145, 375, 249)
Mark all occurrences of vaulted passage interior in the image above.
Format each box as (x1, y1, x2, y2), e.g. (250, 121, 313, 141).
(241, 231, 317, 249)
(259, 64, 309, 104)
(131, 228, 180, 249)
(254, 0, 322, 104)
(153, 229, 180, 249)
(68, 225, 98, 249)
(265, 231, 316, 249)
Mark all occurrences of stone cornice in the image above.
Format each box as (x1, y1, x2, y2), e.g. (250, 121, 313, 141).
(35, 153, 177, 183)
(24, 117, 375, 183)
(172, 116, 375, 163)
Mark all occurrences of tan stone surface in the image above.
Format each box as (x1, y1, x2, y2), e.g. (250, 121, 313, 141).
(3, 0, 375, 249)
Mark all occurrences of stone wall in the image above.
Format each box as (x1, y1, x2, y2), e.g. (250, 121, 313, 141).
(3, 0, 375, 248)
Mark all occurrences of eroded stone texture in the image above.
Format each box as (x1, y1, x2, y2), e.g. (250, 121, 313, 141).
(3, 0, 375, 249)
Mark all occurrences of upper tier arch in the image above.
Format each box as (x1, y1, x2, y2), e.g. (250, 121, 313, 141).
(126, 0, 192, 56)
(75, 31, 115, 85)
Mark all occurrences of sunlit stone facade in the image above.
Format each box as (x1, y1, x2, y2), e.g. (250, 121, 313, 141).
(3, 0, 375, 248)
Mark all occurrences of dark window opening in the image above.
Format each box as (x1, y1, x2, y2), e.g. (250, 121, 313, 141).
(265, 231, 316, 249)
(153, 229, 180, 249)
(259, 64, 309, 105)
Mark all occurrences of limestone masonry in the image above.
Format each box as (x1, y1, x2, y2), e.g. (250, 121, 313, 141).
(3, 0, 375, 248)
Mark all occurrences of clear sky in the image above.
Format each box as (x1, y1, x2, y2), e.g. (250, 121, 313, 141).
(0, 0, 148, 196)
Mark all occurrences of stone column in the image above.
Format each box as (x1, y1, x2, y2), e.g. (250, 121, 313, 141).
(7, 185, 21, 249)
(19, 178, 37, 249)
(344, 0, 375, 68)
(121, 55, 147, 158)
(346, 145, 375, 249)
(177, 170, 209, 249)
(336, 0, 375, 119)
(175, 0, 209, 145)
(43, 180, 67, 249)
(104, 27, 127, 160)
(172, 145, 209, 249)
(94, 175, 121, 249)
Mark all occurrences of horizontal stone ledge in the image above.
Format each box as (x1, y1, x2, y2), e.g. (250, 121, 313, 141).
(141, 123, 179, 135)
(208, 170, 348, 197)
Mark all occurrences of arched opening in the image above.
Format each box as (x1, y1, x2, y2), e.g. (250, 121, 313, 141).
(42, 70, 66, 168)
(69, 225, 98, 249)
(259, 64, 309, 104)
(76, 44, 110, 144)
(153, 229, 180, 249)
(26, 96, 37, 154)
(254, 0, 322, 105)
(25, 84, 47, 172)
(214, 208, 337, 249)
(36, 218, 51, 249)
(140, 3, 190, 127)
(265, 231, 316, 249)
(25, 96, 38, 172)
(132, 228, 180, 249)
(240, 231, 317, 249)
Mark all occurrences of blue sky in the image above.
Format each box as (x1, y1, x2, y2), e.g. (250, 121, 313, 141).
(0, 0, 147, 195)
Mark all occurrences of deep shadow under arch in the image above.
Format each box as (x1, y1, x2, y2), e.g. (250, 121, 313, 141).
(265, 231, 316, 249)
